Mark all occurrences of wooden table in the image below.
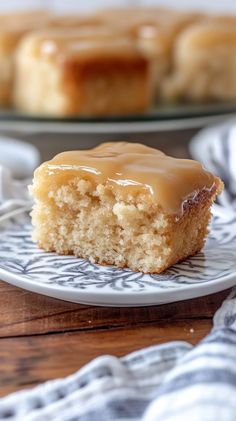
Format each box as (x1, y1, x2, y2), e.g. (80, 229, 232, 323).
(0, 280, 230, 397)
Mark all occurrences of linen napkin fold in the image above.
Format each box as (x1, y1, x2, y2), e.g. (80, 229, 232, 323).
(0, 166, 32, 224)
(0, 289, 235, 421)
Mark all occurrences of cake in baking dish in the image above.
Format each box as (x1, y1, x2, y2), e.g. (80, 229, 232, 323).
(30, 142, 223, 274)
(14, 28, 151, 116)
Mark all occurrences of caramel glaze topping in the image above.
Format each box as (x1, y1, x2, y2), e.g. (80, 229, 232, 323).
(36, 142, 217, 215)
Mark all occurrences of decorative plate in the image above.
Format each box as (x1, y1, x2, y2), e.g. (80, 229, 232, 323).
(0, 208, 236, 307)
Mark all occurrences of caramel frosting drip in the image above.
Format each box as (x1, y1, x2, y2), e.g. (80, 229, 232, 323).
(37, 142, 217, 214)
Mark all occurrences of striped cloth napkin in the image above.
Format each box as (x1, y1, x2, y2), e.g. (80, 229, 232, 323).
(0, 166, 31, 225)
(191, 123, 236, 211)
(0, 288, 235, 421)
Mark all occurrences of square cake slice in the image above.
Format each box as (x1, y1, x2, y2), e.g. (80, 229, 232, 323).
(30, 142, 223, 274)
(162, 21, 236, 102)
(0, 11, 50, 106)
(14, 29, 151, 116)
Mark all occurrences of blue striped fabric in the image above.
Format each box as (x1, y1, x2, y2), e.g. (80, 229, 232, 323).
(0, 288, 235, 421)
(191, 124, 236, 211)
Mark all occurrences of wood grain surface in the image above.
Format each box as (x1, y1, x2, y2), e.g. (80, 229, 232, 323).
(0, 280, 230, 397)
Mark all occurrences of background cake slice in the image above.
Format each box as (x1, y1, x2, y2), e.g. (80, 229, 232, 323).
(14, 29, 151, 116)
(30, 142, 223, 274)
(162, 21, 236, 102)
(0, 10, 50, 107)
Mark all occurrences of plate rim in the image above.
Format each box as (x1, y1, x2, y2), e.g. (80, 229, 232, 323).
(0, 255, 235, 307)
(0, 113, 235, 134)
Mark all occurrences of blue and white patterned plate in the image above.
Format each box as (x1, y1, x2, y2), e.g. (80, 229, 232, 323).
(0, 207, 236, 307)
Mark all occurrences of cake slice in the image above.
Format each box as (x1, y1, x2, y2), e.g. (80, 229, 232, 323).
(162, 22, 236, 101)
(0, 11, 50, 106)
(30, 142, 223, 274)
(14, 28, 151, 116)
